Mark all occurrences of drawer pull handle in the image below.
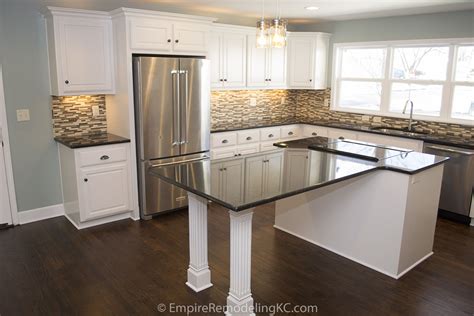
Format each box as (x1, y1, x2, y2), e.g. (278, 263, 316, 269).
(246, 136, 252, 141)
(268, 134, 274, 138)
(288, 131, 294, 135)
(312, 132, 317, 136)
(100, 155, 110, 160)
(222, 139, 228, 144)
(84, 178, 88, 182)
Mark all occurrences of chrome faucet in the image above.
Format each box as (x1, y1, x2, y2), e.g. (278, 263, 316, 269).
(402, 100, 416, 131)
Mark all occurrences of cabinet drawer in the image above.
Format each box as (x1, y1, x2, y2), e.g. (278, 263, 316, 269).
(327, 128, 358, 141)
(211, 132, 237, 148)
(281, 125, 301, 139)
(237, 143, 260, 155)
(237, 129, 260, 144)
(211, 147, 238, 160)
(260, 141, 279, 152)
(303, 125, 328, 138)
(78, 145, 127, 167)
(260, 127, 281, 141)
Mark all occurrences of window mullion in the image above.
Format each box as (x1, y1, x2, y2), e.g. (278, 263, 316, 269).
(442, 45, 456, 120)
(380, 46, 392, 115)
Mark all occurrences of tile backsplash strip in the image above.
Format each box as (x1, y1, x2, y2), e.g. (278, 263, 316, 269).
(52, 95, 107, 137)
(211, 90, 297, 130)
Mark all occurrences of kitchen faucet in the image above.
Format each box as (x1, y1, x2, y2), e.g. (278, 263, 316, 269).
(402, 100, 416, 131)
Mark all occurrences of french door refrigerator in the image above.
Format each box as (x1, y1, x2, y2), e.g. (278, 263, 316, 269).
(133, 56, 211, 219)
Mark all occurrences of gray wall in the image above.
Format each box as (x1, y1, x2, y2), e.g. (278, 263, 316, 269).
(0, 2, 62, 212)
(294, 10, 474, 85)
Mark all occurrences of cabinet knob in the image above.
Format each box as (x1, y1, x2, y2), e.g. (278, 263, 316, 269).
(288, 131, 294, 135)
(167, 39, 171, 43)
(269, 78, 272, 81)
(84, 178, 88, 182)
(100, 155, 110, 160)
(220, 79, 224, 82)
(312, 132, 317, 136)
(222, 139, 228, 144)
(268, 134, 274, 138)
(223, 79, 227, 82)
(246, 136, 252, 141)
(65, 80, 69, 84)
(175, 39, 179, 43)
(309, 79, 313, 82)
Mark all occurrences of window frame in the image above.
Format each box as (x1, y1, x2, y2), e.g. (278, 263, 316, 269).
(331, 38, 474, 125)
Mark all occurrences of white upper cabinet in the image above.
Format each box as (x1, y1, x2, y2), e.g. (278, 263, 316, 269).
(210, 26, 248, 89)
(247, 36, 287, 88)
(287, 33, 331, 89)
(124, 9, 214, 55)
(45, 7, 115, 96)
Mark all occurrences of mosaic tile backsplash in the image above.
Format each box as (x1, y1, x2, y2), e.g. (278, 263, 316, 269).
(211, 89, 473, 139)
(52, 95, 107, 137)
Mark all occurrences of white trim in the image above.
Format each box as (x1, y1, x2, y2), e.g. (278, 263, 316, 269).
(18, 204, 64, 225)
(64, 211, 133, 229)
(0, 67, 19, 225)
(274, 225, 433, 280)
(331, 38, 474, 126)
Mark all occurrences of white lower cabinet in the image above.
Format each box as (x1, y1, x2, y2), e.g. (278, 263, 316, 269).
(211, 158, 244, 203)
(58, 143, 133, 229)
(244, 151, 284, 201)
(284, 149, 309, 191)
(327, 128, 359, 141)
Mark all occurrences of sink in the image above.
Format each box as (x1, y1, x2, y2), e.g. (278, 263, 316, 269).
(370, 127, 428, 137)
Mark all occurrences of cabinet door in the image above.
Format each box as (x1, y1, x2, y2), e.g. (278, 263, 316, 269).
(130, 18, 173, 52)
(222, 159, 244, 204)
(79, 163, 130, 221)
(172, 22, 209, 53)
(285, 150, 309, 191)
(287, 37, 314, 88)
(211, 162, 222, 198)
(264, 152, 284, 197)
(223, 33, 247, 88)
(209, 32, 223, 88)
(267, 47, 287, 88)
(57, 16, 114, 94)
(247, 36, 267, 87)
(245, 155, 265, 202)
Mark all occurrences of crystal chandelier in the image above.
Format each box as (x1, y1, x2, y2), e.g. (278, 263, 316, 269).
(256, 0, 288, 48)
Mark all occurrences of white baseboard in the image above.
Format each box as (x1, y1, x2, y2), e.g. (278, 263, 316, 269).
(18, 204, 65, 225)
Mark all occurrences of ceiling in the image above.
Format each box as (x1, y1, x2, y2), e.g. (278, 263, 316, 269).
(6, 0, 474, 25)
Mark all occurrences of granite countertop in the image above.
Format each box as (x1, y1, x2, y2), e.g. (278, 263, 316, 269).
(150, 137, 448, 212)
(211, 121, 474, 150)
(54, 133, 130, 149)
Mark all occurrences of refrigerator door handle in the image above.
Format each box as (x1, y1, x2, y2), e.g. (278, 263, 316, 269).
(171, 70, 180, 147)
(147, 155, 209, 168)
(179, 70, 189, 145)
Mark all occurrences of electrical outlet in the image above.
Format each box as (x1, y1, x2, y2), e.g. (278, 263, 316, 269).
(16, 109, 30, 122)
(92, 105, 100, 117)
(323, 98, 329, 107)
(249, 98, 257, 106)
(373, 116, 382, 123)
(281, 97, 286, 104)
(362, 115, 370, 122)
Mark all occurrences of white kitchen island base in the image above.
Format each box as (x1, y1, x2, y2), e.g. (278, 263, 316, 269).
(274, 166, 444, 279)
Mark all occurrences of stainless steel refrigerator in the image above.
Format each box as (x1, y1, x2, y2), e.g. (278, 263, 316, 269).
(133, 56, 211, 219)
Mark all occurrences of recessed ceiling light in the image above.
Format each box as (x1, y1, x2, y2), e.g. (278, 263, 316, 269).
(305, 6, 319, 11)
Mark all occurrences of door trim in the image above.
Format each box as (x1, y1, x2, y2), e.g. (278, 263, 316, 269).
(0, 66, 18, 225)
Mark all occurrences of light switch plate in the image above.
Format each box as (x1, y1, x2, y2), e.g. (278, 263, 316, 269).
(249, 98, 257, 106)
(92, 105, 100, 117)
(16, 109, 30, 122)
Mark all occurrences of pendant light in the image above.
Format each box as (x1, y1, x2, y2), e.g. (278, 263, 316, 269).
(256, 0, 270, 48)
(270, 0, 287, 48)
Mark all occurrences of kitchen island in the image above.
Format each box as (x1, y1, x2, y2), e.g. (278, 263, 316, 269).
(150, 137, 448, 316)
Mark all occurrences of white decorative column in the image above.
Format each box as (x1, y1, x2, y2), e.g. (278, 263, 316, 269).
(226, 209, 255, 316)
(186, 193, 212, 292)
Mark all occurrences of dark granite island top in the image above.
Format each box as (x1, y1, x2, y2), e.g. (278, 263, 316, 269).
(150, 137, 448, 212)
(54, 133, 130, 149)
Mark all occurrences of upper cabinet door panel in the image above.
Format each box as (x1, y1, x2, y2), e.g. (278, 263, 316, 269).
(130, 18, 173, 51)
(209, 32, 223, 88)
(223, 33, 247, 88)
(288, 37, 315, 88)
(247, 36, 267, 87)
(172, 22, 209, 53)
(268, 47, 287, 88)
(57, 16, 114, 94)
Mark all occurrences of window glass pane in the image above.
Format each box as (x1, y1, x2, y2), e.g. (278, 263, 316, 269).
(390, 83, 443, 116)
(452, 85, 474, 120)
(455, 46, 474, 82)
(392, 47, 449, 80)
(341, 48, 386, 79)
(339, 81, 382, 111)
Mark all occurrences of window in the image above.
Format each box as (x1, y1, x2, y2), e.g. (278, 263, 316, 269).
(332, 39, 474, 124)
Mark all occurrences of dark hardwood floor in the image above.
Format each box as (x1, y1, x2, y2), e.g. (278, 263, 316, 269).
(1, 204, 473, 315)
